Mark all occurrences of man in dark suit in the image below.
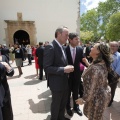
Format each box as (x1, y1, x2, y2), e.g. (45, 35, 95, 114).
(43, 26, 74, 120)
(36, 42, 45, 80)
(65, 33, 84, 117)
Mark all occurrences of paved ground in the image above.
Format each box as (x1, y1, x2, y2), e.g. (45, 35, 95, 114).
(8, 60, 120, 120)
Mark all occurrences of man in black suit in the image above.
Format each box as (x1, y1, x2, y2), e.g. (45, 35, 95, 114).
(36, 42, 45, 80)
(65, 33, 84, 117)
(43, 26, 74, 120)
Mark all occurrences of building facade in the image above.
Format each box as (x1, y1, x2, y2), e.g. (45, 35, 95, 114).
(0, 0, 80, 46)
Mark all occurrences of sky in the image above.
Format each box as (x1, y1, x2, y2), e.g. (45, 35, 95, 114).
(80, 0, 107, 15)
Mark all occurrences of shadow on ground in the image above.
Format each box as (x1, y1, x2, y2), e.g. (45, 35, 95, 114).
(28, 89, 51, 113)
(24, 80, 41, 85)
(7, 75, 19, 80)
(24, 74, 37, 79)
(104, 101, 120, 120)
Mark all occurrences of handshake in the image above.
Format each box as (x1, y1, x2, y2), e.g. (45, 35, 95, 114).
(64, 65, 74, 73)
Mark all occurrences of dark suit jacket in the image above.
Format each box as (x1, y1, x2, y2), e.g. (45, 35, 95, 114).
(66, 45, 84, 82)
(0, 63, 6, 107)
(43, 40, 68, 91)
(0, 61, 14, 107)
(36, 46, 45, 65)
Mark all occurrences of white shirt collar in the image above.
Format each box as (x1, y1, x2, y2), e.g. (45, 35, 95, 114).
(69, 45, 76, 51)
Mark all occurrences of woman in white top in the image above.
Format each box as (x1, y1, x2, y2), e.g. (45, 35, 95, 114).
(26, 45, 32, 65)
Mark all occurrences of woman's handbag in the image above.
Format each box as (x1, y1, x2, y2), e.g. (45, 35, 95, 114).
(108, 68, 119, 85)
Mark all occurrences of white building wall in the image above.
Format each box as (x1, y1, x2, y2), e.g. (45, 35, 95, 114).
(0, 0, 79, 44)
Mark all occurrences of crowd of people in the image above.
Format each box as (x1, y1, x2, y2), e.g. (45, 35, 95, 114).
(0, 26, 120, 120)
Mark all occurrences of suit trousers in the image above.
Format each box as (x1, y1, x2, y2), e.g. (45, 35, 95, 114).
(27, 54, 32, 64)
(109, 82, 118, 104)
(51, 90, 68, 120)
(66, 78, 80, 110)
(39, 64, 43, 80)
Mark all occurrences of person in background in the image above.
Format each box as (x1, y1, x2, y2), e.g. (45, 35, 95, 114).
(36, 42, 44, 80)
(26, 45, 32, 65)
(85, 42, 93, 63)
(9, 45, 15, 64)
(12, 43, 23, 77)
(0, 44, 2, 55)
(118, 41, 120, 53)
(33, 44, 39, 76)
(44, 41, 49, 80)
(44, 41, 49, 47)
(76, 42, 111, 120)
(21, 44, 27, 61)
(1, 44, 10, 62)
(108, 41, 120, 107)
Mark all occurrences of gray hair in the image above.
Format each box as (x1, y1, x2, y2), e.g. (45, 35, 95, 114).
(55, 26, 68, 38)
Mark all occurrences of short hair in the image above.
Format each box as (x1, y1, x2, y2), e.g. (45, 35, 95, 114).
(39, 42, 43, 46)
(69, 33, 78, 40)
(15, 43, 19, 46)
(55, 26, 68, 38)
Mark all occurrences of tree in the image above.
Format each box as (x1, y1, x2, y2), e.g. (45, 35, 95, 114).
(80, 31, 94, 43)
(97, 0, 120, 38)
(106, 12, 120, 40)
(80, 9, 100, 41)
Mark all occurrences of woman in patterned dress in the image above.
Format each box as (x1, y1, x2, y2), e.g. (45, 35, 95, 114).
(76, 42, 111, 120)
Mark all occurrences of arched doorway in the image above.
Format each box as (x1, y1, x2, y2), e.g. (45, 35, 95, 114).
(13, 30, 30, 45)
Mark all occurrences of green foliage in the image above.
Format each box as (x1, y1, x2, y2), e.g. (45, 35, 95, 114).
(80, 31, 94, 43)
(80, 9, 100, 42)
(97, 0, 120, 38)
(80, 0, 120, 41)
(106, 12, 120, 41)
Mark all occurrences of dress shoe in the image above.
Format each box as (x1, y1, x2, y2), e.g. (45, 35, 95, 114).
(67, 109, 73, 117)
(74, 108, 83, 116)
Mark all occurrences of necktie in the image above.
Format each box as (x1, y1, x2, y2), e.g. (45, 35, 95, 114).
(72, 48, 76, 63)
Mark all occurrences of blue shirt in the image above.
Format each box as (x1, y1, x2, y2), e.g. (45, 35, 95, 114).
(111, 51, 120, 76)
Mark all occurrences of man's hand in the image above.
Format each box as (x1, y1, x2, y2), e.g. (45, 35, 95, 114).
(64, 65, 74, 73)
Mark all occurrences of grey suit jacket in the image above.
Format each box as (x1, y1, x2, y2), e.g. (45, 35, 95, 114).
(43, 40, 68, 91)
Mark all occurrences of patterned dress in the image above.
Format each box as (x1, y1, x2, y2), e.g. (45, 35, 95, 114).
(82, 62, 111, 120)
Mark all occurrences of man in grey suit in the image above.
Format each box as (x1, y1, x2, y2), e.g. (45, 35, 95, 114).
(43, 26, 74, 120)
